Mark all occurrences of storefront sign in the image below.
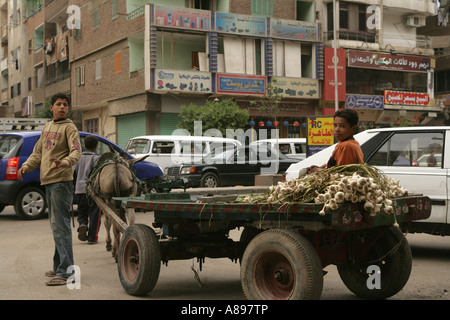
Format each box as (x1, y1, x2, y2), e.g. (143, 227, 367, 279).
(215, 12, 266, 36)
(323, 47, 346, 101)
(348, 50, 430, 72)
(154, 69, 212, 93)
(270, 19, 319, 41)
(307, 116, 334, 156)
(346, 94, 384, 110)
(272, 77, 319, 99)
(384, 90, 430, 106)
(154, 5, 211, 31)
(216, 74, 266, 95)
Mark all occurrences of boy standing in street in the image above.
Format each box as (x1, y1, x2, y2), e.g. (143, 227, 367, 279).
(75, 135, 101, 244)
(17, 93, 81, 286)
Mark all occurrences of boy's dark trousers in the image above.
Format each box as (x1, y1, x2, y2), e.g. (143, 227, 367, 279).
(77, 193, 101, 243)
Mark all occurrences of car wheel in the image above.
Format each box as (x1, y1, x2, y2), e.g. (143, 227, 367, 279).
(14, 186, 47, 220)
(200, 172, 219, 188)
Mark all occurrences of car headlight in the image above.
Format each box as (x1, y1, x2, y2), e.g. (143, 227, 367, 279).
(181, 166, 195, 174)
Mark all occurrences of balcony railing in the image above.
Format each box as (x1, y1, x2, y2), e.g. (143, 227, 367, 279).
(324, 30, 376, 43)
(127, 6, 144, 21)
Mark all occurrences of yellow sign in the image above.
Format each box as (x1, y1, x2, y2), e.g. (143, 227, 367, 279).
(307, 116, 334, 156)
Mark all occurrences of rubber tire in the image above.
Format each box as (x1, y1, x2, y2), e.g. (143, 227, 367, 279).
(337, 226, 412, 300)
(14, 186, 47, 220)
(118, 224, 161, 296)
(241, 229, 323, 300)
(200, 172, 219, 188)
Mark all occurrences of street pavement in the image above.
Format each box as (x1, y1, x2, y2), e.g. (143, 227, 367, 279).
(1, 204, 449, 301)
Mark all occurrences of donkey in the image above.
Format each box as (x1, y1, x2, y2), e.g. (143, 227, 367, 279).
(88, 153, 147, 261)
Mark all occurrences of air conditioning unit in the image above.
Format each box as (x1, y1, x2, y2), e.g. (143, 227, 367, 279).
(404, 15, 421, 27)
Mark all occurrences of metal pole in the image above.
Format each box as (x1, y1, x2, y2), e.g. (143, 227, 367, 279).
(333, 0, 339, 111)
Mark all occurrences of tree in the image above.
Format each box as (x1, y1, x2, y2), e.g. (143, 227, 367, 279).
(177, 98, 249, 136)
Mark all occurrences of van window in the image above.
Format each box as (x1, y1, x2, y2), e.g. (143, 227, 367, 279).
(294, 143, 305, 153)
(180, 141, 206, 154)
(127, 139, 150, 154)
(279, 144, 291, 154)
(154, 141, 175, 154)
(366, 132, 444, 167)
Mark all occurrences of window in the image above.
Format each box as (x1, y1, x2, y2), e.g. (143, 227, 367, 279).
(366, 132, 444, 167)
(34, 25, 44, 51)
(112, 0, 119, 20)
(93, 8, 99, 30)
(95, 60, 101, 80)
(327, 2, 375, 42)
(189, 0, 211, 10)
(115, 51, 121, 74)
(339, 3, 349, 29)
(251, 0, 273, 17)
(221, 36, 262, 75)
(76, 65, 85, 86)
(84, 118, 98, 134)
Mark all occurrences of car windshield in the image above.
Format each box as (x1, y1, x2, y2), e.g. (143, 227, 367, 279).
(0, 135, 23, 159)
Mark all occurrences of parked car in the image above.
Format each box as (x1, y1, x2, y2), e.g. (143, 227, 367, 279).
(250, 138, 306, 161)
(164, 145, 299, 188)
(285, 126, 450, 235)
(0, 131, 163, 220)
(126, 135, 241, 170)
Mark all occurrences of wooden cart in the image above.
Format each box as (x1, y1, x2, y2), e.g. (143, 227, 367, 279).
(94, 191, 431, 300)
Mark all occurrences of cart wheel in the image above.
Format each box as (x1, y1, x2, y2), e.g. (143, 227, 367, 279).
(240, 229, 323, 300)
(337, 226, 412, 300)
(118, 224, 161, 296)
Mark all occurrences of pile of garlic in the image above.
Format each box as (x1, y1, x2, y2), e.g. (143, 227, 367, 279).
(263, 164, 408, 216)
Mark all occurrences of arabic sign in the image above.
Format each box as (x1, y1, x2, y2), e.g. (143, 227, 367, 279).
(215, 12, 266, 36)
(323, 47, 346, 101)
(307, 116, 334, 156)
(384, 90, 430, 106)
(154, 5, 211, 31)
(346, 94, 383, 110)
(154, 69, 212, 93)
(270, 19, 319, 41)
(216, 74, 266, 95)
(348, 50, 431, 72)
(272, 77, 319, 99)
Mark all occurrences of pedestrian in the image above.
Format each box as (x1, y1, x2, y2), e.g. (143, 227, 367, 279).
(17, 92, 81, 286)
(74, 135, 101, 244)
(306, 109, 364, 174)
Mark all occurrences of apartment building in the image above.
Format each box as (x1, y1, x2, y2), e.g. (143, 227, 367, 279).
(0, 0, 444, 146)
(321, 0, 440, 128)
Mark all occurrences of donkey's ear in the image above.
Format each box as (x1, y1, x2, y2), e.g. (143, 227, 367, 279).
(127, 155, 149, 167)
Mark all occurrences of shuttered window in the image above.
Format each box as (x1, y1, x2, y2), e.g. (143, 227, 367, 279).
(117, 112, 146, 148)
(160, 113, 180, 135)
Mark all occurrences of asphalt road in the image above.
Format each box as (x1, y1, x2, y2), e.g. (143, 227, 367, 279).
(0, 204, 449, 301)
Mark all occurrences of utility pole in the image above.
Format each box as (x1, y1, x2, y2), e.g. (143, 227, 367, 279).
(333, 0, 339, 111)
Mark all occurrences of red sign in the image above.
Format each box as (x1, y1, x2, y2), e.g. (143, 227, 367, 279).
(348, 50, 430, 72)
(384, 90, 430, 106)
(323, 47, 346, 101)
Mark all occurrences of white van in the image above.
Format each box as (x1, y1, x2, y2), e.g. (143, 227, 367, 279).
(250, 138, 306, 161)
(125, 135, 241, 170)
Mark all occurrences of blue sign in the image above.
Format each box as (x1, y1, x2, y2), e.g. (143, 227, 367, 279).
(346, 94, 384, 110)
